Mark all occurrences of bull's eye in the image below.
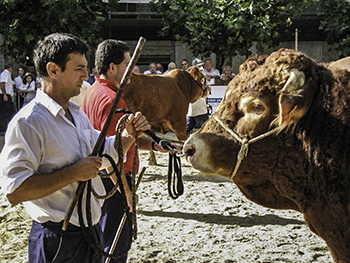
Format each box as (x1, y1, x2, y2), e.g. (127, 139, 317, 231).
(247, 103, 265, 114)
(255, 104, 263, 111)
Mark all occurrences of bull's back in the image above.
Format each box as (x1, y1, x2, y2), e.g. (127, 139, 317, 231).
(124, 73, 189, 116)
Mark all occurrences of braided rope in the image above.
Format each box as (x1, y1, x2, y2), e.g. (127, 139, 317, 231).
(78, 113, 139, 260)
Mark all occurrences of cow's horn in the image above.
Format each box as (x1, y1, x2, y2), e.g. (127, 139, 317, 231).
(282, 68, 305, 93)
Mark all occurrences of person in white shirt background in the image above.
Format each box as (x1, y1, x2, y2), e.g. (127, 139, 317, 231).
(186, 58, 210, 137)
(18, 72, 36, 106)
(143, 62, 162, 75)
(202, 58, 220, 85)
(0, 63, 17, 135)
(220, 65, 236, 82)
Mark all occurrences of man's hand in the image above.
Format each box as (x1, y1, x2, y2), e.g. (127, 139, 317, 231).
(3, 93, 8, 102)
(68, 156, 103, 182)
(125, 111, 151, 138)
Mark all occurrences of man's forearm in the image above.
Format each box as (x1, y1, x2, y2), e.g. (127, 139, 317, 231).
(0, 82, 6, 94)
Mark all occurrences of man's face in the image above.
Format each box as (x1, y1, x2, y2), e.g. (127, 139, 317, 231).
(181, 61, 188, 70)
(156, 63, 163, 72)
(27, 66, 35, 73)
(57, 53, 88, 99)
(114, 51, 131, 85)
(18, 68, 25, 76)
(149, 63, 157, 73)
(92, 68, 98, 76)
(205, 60, 212, 71)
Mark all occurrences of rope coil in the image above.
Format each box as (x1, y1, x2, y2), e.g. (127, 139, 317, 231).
(78, 113, 139, 260)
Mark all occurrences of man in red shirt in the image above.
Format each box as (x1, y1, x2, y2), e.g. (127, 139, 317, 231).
(83, 39, 167, 263)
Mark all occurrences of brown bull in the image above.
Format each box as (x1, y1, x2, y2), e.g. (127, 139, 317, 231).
(183, 49, 350, 262)
(72, 66, 208, 142)
(124, 66, 209, 141)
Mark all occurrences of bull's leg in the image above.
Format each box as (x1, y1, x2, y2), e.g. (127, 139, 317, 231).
(148, 150, 157, 165)
(303, 210, 350, 263)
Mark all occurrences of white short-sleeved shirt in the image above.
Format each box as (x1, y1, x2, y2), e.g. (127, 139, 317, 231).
(0, 69, 14, 96)
(202, 68, 220, 77)
(0, 89, 119, 226)
(187, 98, 208, 117)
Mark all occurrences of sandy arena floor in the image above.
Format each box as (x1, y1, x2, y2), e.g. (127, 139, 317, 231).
(0, 133, 332, 262)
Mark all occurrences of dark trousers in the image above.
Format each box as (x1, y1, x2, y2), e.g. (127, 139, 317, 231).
(186, 113, 209, 137)
(99, 177, 132, 263)
(0, 94, 17, 133)
(28, 221, 102, 263)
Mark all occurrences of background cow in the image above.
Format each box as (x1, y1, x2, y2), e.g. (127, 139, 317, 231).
(183, 49, 350, 262)
(72, 66, 208, 141)
(124, 66, 209, 141)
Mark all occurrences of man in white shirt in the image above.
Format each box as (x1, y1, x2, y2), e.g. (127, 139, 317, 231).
(14, 65, 26, 89)
(143, 62, 162, 75)
(202, 58, 220, 85)
(186, 58, 209, 137)
(0, 33, 150, 263)
(0, 63, 17, 134)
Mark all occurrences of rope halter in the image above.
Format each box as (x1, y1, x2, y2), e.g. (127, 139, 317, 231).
(213, 116, 280, 180)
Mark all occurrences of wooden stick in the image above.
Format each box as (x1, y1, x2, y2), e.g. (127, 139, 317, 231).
(62, 36, 147, 231)
(105, 167, 146, 263)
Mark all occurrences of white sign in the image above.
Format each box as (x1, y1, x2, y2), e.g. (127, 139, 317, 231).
(207, 85, 227, 115)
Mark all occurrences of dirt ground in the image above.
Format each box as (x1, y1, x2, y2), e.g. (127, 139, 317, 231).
(0, 133, 333, 263)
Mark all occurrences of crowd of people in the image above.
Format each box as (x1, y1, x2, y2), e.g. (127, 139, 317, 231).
(135, 58, 236, 85)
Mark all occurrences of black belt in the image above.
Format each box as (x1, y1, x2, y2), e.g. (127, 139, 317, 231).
(41, 220, 90, 230)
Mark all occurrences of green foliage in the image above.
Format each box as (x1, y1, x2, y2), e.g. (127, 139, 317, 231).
(0, 0, 119, 63)
(152, 0, 317, 67)
(317, 0, 350, 58)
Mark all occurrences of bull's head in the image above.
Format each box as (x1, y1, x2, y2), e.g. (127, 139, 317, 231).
(186, 66, 210, 99)
(183, 49, 322, 178)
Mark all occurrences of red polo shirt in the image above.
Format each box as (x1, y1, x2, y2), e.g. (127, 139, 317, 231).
(83, 76, 138, 174)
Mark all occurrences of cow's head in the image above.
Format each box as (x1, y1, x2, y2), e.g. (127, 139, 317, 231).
(183, 49, 325, 178)
(186, 66, 210, 99)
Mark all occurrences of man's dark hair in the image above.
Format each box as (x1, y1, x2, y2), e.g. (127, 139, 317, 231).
(182, 59, 188, 63)
(33, 33, 89, 78)
(95, 39, 130, 75)
(5, 63, 12, 69)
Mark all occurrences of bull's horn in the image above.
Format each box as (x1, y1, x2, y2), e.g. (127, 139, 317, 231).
(282, 68, 305, 93)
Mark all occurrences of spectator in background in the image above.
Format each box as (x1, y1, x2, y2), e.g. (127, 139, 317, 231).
(18, 72, 36, 107)
(220, 66, 236, 80)
(87, 67, 98, 85)
(0, 63, 17, 135)
(156, 63, 163, 73)
(220, 66, 236, 84)
(14, 65, 26, 89)
(186, 58, 209, 137)
(143, 62, 162, 75)
(203, 58, 220, 85)
(133, 65, 140, 73)
(181, 59, 189, 70)
(26, 62, 42, 89)
(163, 62, 176, 74)
(14, 65, 26, 109)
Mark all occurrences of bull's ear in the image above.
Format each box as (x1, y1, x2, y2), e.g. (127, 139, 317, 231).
(277, 69, 316, 129)
(278, 84, 316, 129)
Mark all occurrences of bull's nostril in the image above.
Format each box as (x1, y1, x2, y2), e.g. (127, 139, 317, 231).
(183, 144, 196, 157)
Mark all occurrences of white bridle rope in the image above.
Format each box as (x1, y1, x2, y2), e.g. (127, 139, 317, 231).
(213, 116, 280, 180)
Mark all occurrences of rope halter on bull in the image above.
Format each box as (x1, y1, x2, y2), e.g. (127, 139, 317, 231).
(213, 68, 306, 180)
(213, 116, 280, 180)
